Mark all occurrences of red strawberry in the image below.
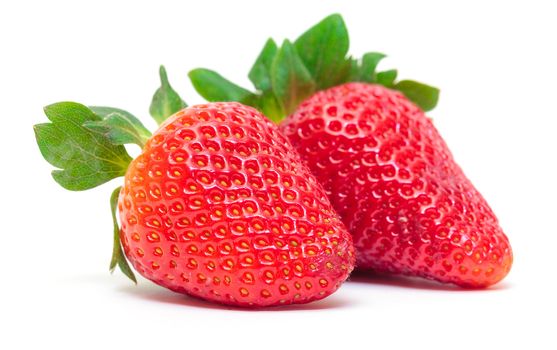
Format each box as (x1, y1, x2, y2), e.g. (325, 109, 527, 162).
(34, 65, 354, 308)
(186, 14, 513, 287)
(118, 102, 354, 306)
(280, 83, 512, 287)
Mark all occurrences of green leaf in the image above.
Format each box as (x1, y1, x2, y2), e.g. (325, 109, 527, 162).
(376, 69, 398, 87)
(149, 65, 187, 125)
(294, 13, 350, 89)
(271, 40, 316, 116)
(109, 186, 137, 283)
(255, 91, 284, 123)
(84, 107, 151, 148)
(249, 38, 278, 92)
(359, 52, 386, 82)
(394, 80, 440, 112)
(34, 102, 133, 191)
(189, 68, 256, 103)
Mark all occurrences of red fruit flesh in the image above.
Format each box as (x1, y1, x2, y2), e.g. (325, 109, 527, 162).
(281, 83, 512, 287)
(119, 102, 354, 306)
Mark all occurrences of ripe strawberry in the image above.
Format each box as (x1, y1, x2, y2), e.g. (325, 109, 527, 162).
(280, 83, 512, 287)
(186, 14, 513, 287)
(34, 66, 354, 307)
(118, 102, 354, 306)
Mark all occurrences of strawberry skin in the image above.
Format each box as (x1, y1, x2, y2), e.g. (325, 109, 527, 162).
(118, 102, 354, 306)
(280, 83, 512, 287)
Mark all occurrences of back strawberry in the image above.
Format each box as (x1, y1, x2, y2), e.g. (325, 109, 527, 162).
(281, 83, 512, 287)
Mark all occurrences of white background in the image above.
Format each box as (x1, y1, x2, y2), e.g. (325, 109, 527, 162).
(1, 0, 555, 349)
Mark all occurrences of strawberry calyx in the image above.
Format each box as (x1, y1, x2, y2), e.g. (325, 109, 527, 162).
(188, 14, 440, 121)
(33, 66, 186, 282)
(110, 186, 136, 283)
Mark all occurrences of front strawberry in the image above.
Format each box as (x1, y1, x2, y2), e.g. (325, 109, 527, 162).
(118, 103, 354, 306)
(34, 67, 354, 307)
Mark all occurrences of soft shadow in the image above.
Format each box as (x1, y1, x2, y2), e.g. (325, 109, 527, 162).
(348, 270, 513, 292)
(117, 281, 356, 312)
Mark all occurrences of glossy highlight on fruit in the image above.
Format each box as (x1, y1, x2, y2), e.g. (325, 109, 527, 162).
(281, 83, 512, 287)
(118, 102, 354, 306)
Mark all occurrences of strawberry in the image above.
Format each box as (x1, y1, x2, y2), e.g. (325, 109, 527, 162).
(34, 67, 354, 307)
(280, 83, 512, 287)
(119, 102, 354, 306)
(187, 14, 513, 287)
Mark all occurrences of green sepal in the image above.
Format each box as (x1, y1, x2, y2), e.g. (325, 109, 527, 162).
(189, 68, 256, 104)
(109, 186, 137, 284)
(358, 52, 386, 82)
(185, 13, 441, 119)
(84, 106, 151, 148)
(249, 38, 278, 92)
(376, 69, 398, 87)
(393, 80, 440, 112)
(149, 65, 187, 125)
(293, 13, 350, 89)
(271, 40, 316, 116)
(34, 102, 133, 191)
(254, 91, 283, 123)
